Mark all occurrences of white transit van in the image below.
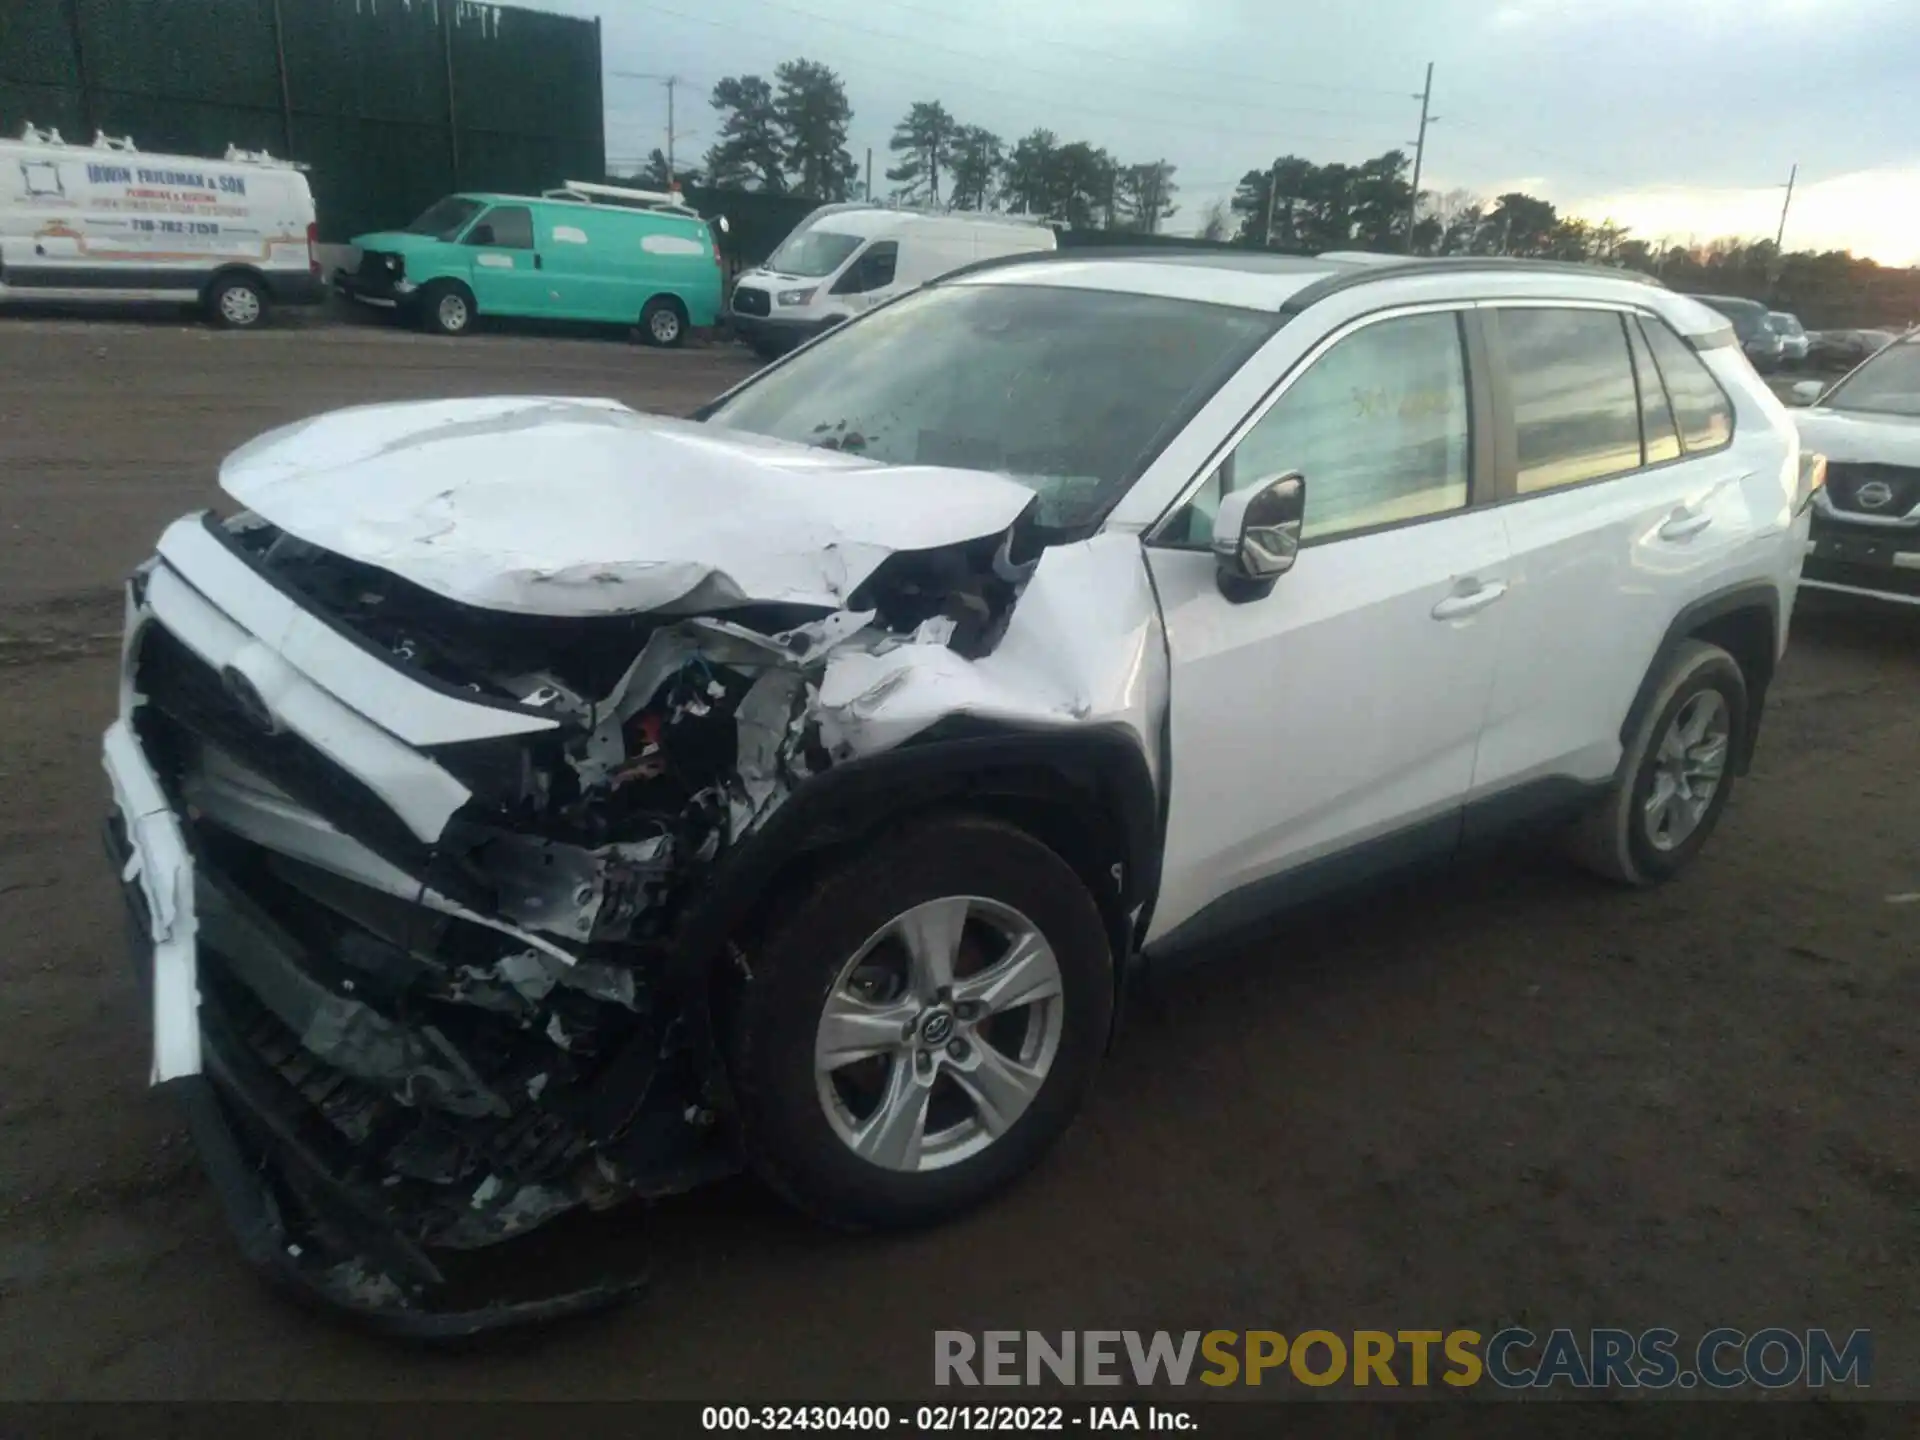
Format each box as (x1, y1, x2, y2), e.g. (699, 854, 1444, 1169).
(0, 125, 322, 328)
(728, 205, 1056, 357)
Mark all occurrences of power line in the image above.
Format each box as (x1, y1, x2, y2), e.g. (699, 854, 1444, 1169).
(744, 0, 1414, 100)
(622, 0, 1410, 140)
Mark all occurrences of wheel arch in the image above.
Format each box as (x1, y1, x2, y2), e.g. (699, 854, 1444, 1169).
(672, 722, 1160, 1061)
(1619, 582, 1780, 778)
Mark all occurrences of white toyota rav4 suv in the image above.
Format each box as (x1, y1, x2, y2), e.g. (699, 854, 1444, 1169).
(104, 250, 1816, 1332)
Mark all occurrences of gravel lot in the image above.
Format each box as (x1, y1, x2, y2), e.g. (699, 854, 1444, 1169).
(0, 317, 1915, 1400)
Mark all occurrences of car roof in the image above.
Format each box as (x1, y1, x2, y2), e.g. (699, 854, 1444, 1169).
(945, 248, 1727, 337)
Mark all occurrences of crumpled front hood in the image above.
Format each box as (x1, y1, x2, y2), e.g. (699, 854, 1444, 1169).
(219, 397, 1039, 617)
(1794, 406, 1920, 467)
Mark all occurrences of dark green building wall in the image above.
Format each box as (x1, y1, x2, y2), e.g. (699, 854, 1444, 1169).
(0, 0, 604, 241)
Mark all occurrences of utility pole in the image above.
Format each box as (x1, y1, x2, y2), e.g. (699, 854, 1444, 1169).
(1774, 163, 1797, 251)
(865, 147, 873, 202)
(664, 76, 678, 189)
(1404, 61, 1437, 252)
(1262, 162, 1278, 249)
(1769, 162, 1797, 300)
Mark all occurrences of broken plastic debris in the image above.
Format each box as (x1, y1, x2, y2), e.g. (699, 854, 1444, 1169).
(470, 1175, 504, 1209)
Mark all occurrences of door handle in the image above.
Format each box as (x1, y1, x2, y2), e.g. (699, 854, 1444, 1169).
(1659, 509, 1712, 541)
(534, 253, 543, 269)
(1431, 579, 1508, 620)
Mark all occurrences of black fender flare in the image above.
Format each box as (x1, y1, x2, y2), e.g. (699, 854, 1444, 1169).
(672, 721, 1161, 993)
(1617, 581, 1780, 777)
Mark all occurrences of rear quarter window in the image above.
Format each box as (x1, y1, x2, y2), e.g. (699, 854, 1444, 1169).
(1641, 318, 1734, 453)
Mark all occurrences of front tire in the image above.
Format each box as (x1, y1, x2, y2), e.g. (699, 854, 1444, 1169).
(1566, 639, 1747, 885)
(730, 815, 1113, 1231)
(419, 281, 475, 336)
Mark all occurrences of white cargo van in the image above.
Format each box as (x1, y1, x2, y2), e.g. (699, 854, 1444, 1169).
(0, 125, 321, 328)
(728, 205, 1055, 357)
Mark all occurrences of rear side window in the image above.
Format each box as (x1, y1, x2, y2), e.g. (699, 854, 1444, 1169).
(1640, 319, 1734, 453)
(1627, 319, 1682, 465)
(473, 205, 534, 249)
(1498, 308, 1641, 493)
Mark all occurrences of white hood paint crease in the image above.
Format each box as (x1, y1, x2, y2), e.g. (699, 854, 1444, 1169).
(220, 396, 1042, 617)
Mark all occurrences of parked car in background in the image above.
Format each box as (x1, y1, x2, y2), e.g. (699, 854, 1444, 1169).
(1692, 293, 1783, 371)
(1768, 311, 1809, 366)
(0, 123, 321, 328)
(104, 250, 1812, 1328)
(729, 205, 1057, 358)
(1792, 333, 1920, 606)
(335, 181, 724, 344)
(1806, 328, 1896, 371)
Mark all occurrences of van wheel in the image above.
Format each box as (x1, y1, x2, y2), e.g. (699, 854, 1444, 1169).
(207, 274, 268, 329)
(419, 281, 475, 336)
(729, 814, 1112, 1231)
(1565, 639, 1747, 886)
(640, 296, 687, 348)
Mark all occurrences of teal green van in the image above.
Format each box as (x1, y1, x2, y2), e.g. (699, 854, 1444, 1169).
(334, 185, 724, 345)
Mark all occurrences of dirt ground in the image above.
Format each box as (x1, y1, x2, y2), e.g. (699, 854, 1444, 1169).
(0, 316, 1915, 1401)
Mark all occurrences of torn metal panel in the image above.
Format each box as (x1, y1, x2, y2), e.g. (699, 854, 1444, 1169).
(468, 829, 673, 943)
(813, 532, 1168, 778)
(219, 398, 1040, 617)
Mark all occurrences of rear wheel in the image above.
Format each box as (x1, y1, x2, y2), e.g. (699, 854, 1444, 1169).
(640, 295, 687, 348)
(1565, 639, 1747, 885)
(206, 273, 268, 329)
(419, 281, 474, 336)
(729, 815, 1112, 1230)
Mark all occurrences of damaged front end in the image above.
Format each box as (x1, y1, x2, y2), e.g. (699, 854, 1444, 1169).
(103, 400, 1166, 1334)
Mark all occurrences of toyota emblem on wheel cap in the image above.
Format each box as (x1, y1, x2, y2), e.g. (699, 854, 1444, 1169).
(220, 665, 280, 734)
(920, 1011, 955, 1045)
(1856, 479, 1896, 510)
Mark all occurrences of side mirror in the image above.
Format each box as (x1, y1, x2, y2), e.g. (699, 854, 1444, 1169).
(1789, 379, 1825, 406)
(1212, 471, 1305, 600)
(467, 222, 496, 247)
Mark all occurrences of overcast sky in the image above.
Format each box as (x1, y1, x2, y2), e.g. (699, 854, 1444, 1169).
(527, 0, 1919, 264)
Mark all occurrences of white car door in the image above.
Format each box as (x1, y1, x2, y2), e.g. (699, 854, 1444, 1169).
(1142, 307, 1511, 947)
(1466, 305, 1751, 815)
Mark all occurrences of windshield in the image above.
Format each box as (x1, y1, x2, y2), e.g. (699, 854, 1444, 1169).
(704, 281, 1275, 529)
(765, 229, 863, 277)
(404, 196, 484, 240)
(1821, 340, 1920, 416)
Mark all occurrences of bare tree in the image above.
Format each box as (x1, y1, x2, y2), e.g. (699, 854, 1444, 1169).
(1198, 196, 1233, 242)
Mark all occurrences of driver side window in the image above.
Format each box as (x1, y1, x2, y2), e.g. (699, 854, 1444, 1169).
(831, 241, 899, 295)
(1172, 310, 1472, 545)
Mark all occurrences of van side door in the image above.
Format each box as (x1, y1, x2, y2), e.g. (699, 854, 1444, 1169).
(462, 204, 544, 317)
(537, 208, 605, 319)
